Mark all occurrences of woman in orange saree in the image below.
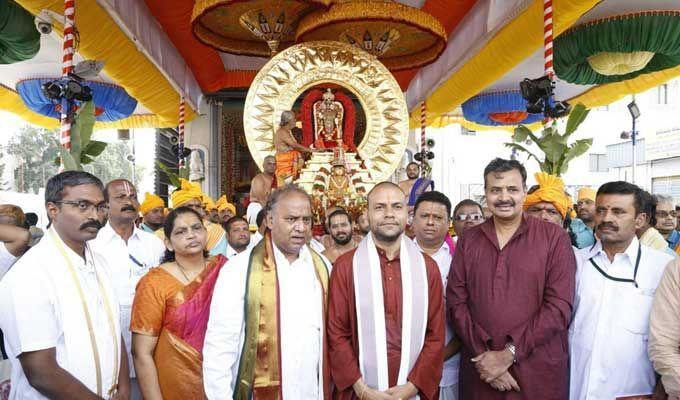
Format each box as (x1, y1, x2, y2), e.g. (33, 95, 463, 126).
(131, 206, 227, 400)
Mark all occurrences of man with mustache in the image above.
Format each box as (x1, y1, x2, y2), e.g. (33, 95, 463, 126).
(524, 172, 574, 228)
(138, 193, 165, 233)
(0, 171, 130, 399)
(328, 182, 444, 400)
(412, 190, 461, 399)
(398, 162, 421, 201)
(322, 209, 357, 263)
(452, 199, 485, 241)
(224, 216, 251, 258)
(569, 181, 675, 399)
(636, 191, 677, 258)
(655, 194, 680, 254)
(571, 187, 597, 249)
(204, 184, 332, 399)
(448, 158, 575, 399)
(91, 179, 166, 400)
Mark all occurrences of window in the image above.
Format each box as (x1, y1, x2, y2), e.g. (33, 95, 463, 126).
(589, 153, 608, 172)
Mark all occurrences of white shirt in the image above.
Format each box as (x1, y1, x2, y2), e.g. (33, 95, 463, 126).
(414, 239, 459, 387)
(309, 238, 325, 253)
(0, 242, 18, 281)
(90, 222, 165, 378)
(0, 229, 120, 399)
(569, 237, 674, 400)
(250, 231, 263, 246)
(203, 243, 331, 399)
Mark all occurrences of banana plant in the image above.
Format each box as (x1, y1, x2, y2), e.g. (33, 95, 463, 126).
(505, 103, 592, 176)
(156, 161, 190, 188)
(55, 101, 108, 170)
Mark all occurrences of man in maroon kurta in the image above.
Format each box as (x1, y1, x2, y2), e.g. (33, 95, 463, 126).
(328, 182, 445, 400)
(447, 158, 575, 399)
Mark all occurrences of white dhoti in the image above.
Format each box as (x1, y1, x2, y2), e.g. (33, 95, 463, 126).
(247, 202, 263, 227)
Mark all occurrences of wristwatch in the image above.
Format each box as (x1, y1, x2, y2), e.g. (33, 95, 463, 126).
(505, 342, 517, 363)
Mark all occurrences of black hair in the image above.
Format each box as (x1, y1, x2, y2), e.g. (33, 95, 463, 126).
(597, 181, 645, 215)
(265, 183, 311, 214)
(103, 179, 134, 202)
(483, 158, 527, 188)
(161, 206, 209, 263)
(256, 209, 266, 227)
(640, 190, 658, 227)
(413, 190, 452, 218)
(45, 171, 103, 205)
(407, 161, 420, 168)
(328, 209, 351, 225)
(453, 199, 484, 218)
(24, 212, 38, 228)
(224, 216, 249, 233)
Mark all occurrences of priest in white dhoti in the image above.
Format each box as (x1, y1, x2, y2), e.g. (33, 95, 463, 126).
(0, 171, 129, 399)
(569, 182, 674, 400)
(91, 179, 165, 399)
(328, 182, 445, 400)
(203, 184, 332, 399)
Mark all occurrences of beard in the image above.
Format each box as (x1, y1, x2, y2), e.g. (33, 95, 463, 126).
(332, 232, 352, 246)
(373, 226, 403, 244)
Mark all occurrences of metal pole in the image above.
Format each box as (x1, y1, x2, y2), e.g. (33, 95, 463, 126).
(631, 116, 636, 185)
(131, 129, 136, 185)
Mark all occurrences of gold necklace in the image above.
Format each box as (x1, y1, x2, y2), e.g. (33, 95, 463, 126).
(175, 259, 206, 283)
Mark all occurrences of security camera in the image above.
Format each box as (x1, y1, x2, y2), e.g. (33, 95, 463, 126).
(35, 10, 58, 35)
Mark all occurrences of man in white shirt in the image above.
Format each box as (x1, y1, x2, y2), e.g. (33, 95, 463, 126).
(570, 181, 674, 400)
(224, 216, 251, 259)
(249, 209, 266, 246)
(91, 179, 165, 399)
(0, 171, 129, 399)
(412, 190, 460, 400)
(203, 184, 332, 399)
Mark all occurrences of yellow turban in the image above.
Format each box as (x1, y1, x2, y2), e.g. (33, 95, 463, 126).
(203, 194, 216, 211)
(216, 195, 236, 215)
(170, 179, 203, 208)
(139, 193, 165, 215)
(578, 187, 596, 202)
(524, 172, 573, 219)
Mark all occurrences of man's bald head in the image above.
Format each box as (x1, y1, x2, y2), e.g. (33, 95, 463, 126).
(367, 182, 407, 243)
(367, 182, 406, 206)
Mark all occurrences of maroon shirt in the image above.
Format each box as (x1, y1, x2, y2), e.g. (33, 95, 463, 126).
(447, 214, 575, 399)
(328, 246, 445, 400)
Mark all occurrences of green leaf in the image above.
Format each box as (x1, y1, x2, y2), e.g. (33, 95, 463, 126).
(76, 101, 96, 147)
(541, 134, 568, 166)
(513, 125, 531, 142)
(563, 138, 593, 165)
(59, 147, 80, 171)
(83, 140, 107, 157)
(80, 154, 94, 164)
(565, 103, 590, 137)
(156, 161, 181, 187)
(504, 142, 542, 164)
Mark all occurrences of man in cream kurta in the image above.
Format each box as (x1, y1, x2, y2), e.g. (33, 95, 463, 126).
(0, 171, 126, 399)
(91, 179, 165, 399)
(569, 181, 674, 399)
(203, 184, 331, 399)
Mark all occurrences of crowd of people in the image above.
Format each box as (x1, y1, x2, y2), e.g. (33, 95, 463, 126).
(0, 156, 679, 400)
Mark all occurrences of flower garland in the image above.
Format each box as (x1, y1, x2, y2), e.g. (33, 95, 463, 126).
(300, 88, 357, 151)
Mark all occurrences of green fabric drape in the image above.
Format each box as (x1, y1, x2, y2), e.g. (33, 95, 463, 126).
(0, 0, 40, 64)
(554, 12, 680, 85)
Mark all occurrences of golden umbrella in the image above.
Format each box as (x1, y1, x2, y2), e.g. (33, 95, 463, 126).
(192, 0, 331, 57)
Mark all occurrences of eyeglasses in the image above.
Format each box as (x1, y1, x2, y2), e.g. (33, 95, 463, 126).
(656, 210, 678, 219)
(454, 213, 484, 222)
(55, 200, 109, 214)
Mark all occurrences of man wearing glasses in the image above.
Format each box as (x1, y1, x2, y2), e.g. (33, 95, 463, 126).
(91, 179, 166, 400)
(0, 171, 130, 399)
(655, 195, 680, 255)
(452, 199, 485, 242)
